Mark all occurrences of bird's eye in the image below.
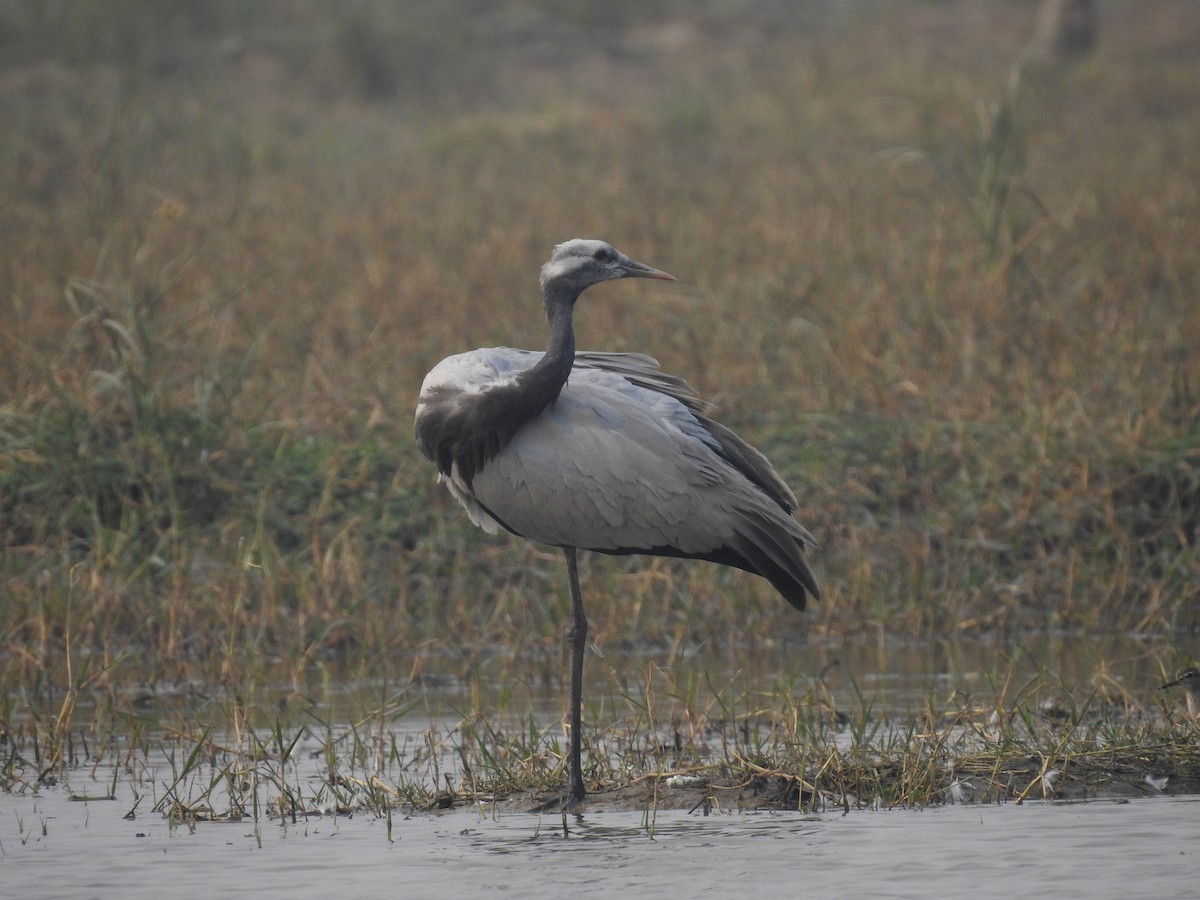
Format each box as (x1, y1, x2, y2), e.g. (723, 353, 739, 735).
(593, 248, 612, 262)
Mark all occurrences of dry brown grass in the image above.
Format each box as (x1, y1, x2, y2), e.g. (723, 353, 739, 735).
(1, 2, 1198, 709)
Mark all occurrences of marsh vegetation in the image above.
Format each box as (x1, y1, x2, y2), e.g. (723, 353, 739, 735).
(2, 1, 1199, 816)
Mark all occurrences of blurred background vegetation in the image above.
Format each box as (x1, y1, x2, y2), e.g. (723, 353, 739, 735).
(1, 1, 1198, 688)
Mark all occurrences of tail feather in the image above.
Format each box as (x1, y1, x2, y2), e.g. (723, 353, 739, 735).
(735, 517, 820, 612)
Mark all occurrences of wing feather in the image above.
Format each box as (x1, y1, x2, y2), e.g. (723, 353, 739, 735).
(419, 346, 819, 606)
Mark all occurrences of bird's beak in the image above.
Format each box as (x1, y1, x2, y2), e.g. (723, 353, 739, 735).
(620, 258, 676, 282)
(1161, 678, 1181, 690)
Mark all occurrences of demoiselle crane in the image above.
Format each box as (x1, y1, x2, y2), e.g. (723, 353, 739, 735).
(414, 239, 820, 805)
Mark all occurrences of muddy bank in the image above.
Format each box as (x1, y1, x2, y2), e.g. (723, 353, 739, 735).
(427, 762, 1200, 817)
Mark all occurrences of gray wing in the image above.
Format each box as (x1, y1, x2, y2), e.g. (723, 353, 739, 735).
(464, 360, 819, 607)
(573, 352, 801, 512)
(572, 351, 707, 413)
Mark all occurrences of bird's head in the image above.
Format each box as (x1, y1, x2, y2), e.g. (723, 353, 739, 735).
(540, 239, 675, 297)
(1162, 667, 1200, 691)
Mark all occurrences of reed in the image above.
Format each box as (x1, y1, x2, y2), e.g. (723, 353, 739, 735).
(4, 648, 1199, 820)
(2, 2, 1199, 800)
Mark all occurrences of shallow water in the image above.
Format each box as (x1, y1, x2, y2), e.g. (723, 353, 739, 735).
(3, 785, 1196, 899)
(3, 634, 1195, 897)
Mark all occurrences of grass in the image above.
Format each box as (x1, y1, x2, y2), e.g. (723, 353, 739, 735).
(4, 649, 1200, 821)
(2, 1, 1200, 805)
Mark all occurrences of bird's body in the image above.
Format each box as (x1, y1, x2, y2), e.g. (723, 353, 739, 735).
(415, 239, 819, 805)
(419, 347, 818, 608)
(1161, 667, 1200, 718)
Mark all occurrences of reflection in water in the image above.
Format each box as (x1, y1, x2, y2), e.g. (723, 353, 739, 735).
(245, 631, 1183, 729)
(2, 788, 1197, 899)
(11, 632, 1177, 734)
(2, 633, 1194, 898)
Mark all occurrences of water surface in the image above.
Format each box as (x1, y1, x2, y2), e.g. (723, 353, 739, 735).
(3, 785, 1196, 899)
(3, 634, 1194, 898)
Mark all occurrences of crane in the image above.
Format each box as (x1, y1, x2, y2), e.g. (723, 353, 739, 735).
(414, 239, 820, 806)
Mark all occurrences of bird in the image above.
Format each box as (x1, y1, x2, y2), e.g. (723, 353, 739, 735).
(1160, 667, 1200, 718)
(414, 238, 820, 806)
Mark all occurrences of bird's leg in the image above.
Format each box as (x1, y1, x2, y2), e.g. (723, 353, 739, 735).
(563, 546, 587, 804)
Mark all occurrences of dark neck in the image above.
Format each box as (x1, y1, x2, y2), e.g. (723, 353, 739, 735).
(514, 280, 578, 410)
(418, 279, 583, 488)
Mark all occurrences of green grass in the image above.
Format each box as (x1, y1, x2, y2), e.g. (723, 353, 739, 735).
(2, 1, 1200, 793)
